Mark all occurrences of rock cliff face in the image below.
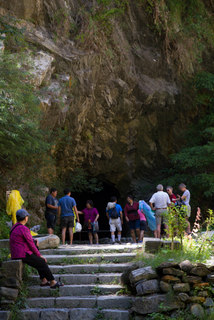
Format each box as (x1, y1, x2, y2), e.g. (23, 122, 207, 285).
(0, 0, 206, 196)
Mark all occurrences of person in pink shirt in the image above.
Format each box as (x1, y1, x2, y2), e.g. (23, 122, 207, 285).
(78, 200, 99, 245)
(138, 209, 147, 243)
(10, 209, 63, 289)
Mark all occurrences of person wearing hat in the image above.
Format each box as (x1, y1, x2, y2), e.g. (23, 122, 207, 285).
(10, 209, 63, 289)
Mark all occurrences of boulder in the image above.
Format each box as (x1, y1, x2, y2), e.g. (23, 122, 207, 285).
(157, 262, 179, 270)
(178, 293, 189, 302)
(136, 279, 159, 296)
(203, 297, 214, 308)
(132, 294, 183, 315)
(121, 262, 145, 291)
(190, 266, 210, 277)
(162, 268, 184, 277)
(189, 297, 206, 304)
(173, 283, 190, 293)
(2, 260, 23, 284)
(130, 267, 157, 284)
(182, 275, 202, 284)
(35, 235, 60, 249)
(160, 281, 172, 293)
(179, 260, 193, 273)
(190, 304, 205, 319)
(198, 291, 209, 297)
(161, 275, 181, 284)
(207, 274, 214, 284)
(0, 287, 18, 300)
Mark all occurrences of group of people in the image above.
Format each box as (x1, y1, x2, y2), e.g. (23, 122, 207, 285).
(8, 183, 191, 290)
(44, 183, 191, 245)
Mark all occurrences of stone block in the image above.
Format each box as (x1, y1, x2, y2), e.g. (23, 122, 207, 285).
(0, 286, 18, 300)
(40, 308, 69, 320)
(2, 260, 23, 282)
(182, 275, 202, 284)
(21, 309, 41, 320)
(130, 266, 157, 284)
(162, 268, 184, 277)
(161, 275, 181, 284)
(157, 262, 179, 270)
(36, 235, 60, 249)
(191, 304, 205, 319)
(0, 239, 9, 249)
(143, 238, 162, 253)
(189, 297, 206, 304)
(0, 311, 10, 320)
(132, 294, 184, 315)
(0, 277, 20, 289)
(178, 293, 189, 302)
(97, 296, 132, 309)
(193, 282, 209, 289)
(136, 279, 159, 296)
(203, 297, 214, 308)
(101, 309, 129, 320)
(173, 283, 190, 293)
(160, 281, 172, 293)
(190, 266, 210, 277)
(69, 308, 97, 320)
(207, 274, 214, 284)
(179, 260, 193, 273)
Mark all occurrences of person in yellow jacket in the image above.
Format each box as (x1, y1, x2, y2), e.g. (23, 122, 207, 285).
(6, 190, 24, 225)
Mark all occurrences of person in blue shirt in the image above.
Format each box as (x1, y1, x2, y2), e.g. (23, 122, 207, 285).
(106, 196, 123, 244)
(58, 188, 79, 245)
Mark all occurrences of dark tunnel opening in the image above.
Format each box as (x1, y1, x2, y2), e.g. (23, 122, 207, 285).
(71, 180, 130, 241)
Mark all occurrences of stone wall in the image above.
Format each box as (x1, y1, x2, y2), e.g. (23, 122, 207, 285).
(0, 260, 23, 308)
(127, 260, 214, 318)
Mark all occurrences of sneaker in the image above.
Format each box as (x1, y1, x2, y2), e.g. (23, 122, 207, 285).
(112, 242, 116, 245)
(117, 240, 122, 244)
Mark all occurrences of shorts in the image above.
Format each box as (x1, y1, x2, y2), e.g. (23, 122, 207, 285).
(109, 218, 122, 232)
(140, 220, 147, 231)
(186, 205, 191, 218)
(155, 209, 168, 226)
(61, 216, 74, 229)
(86, 221, 99, 234)
(45, 213, 56, 229)
(129, 219, 140, 230)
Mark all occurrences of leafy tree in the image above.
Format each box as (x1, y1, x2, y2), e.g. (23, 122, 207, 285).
(167, 72, 214, 200)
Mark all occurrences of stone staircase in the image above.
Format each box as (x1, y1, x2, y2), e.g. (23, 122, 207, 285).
(20, 244, 139, 320)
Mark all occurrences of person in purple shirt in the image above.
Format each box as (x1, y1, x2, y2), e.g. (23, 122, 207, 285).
(78, 200, 99, 245)
(10, 209, 63, 288)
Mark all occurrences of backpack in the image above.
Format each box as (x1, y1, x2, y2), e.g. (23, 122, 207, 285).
(110, 206, 119, 219)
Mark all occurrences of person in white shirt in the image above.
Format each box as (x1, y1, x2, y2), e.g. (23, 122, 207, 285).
(149, 184, 171, 238)
(178, 183, 191, 234)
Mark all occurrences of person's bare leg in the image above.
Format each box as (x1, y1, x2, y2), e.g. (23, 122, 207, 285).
(130, 229, 136, 243)
(68, 227, 73, 245)
(140, 230, 144, 242)
(94, 233, 99, 244)
(154, 230, 157, 238)
(50, 280, 57, 286)
(88, 232, 93, 244)
(48, 228, 54, 235)
(186, 219, 191, 234)
(136, 228, 140, 242)
(156, 224, 161, 239)
(41, 277, 48, 285)
(61, 227, 66, 245)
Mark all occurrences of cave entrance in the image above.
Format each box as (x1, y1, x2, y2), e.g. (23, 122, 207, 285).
(72, 180, 129, 241)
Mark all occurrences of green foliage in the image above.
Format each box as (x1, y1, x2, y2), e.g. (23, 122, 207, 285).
(167, 205, 188, 249)
(0, 211, 10, 239)
(166, 72, 214, 200)
(64, 168, 103, 193)
(136, 236, 212, 268)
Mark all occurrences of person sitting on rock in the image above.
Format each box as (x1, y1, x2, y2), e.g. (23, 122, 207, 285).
(78, 200, 99, 245)
(58, 188, 80, 246)
(10, 209, 63, 289)
(106, 196, 123, 244)
(124, 195, 140, 244)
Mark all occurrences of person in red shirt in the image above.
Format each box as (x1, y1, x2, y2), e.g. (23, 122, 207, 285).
(166, 186, 177, 203)
(10, 209, 63, 289)
(124, 195, 140, 243)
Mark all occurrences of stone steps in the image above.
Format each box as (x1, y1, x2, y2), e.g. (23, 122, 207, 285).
(47, 262, 133, 274)
(44, 252, 136, 264)
(26, 295, 133, 309)
(29, 284, 123, 297)
(40, 244, 140, 255)
(20, 308, 130, 320)
(29, 273, 122, 285)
